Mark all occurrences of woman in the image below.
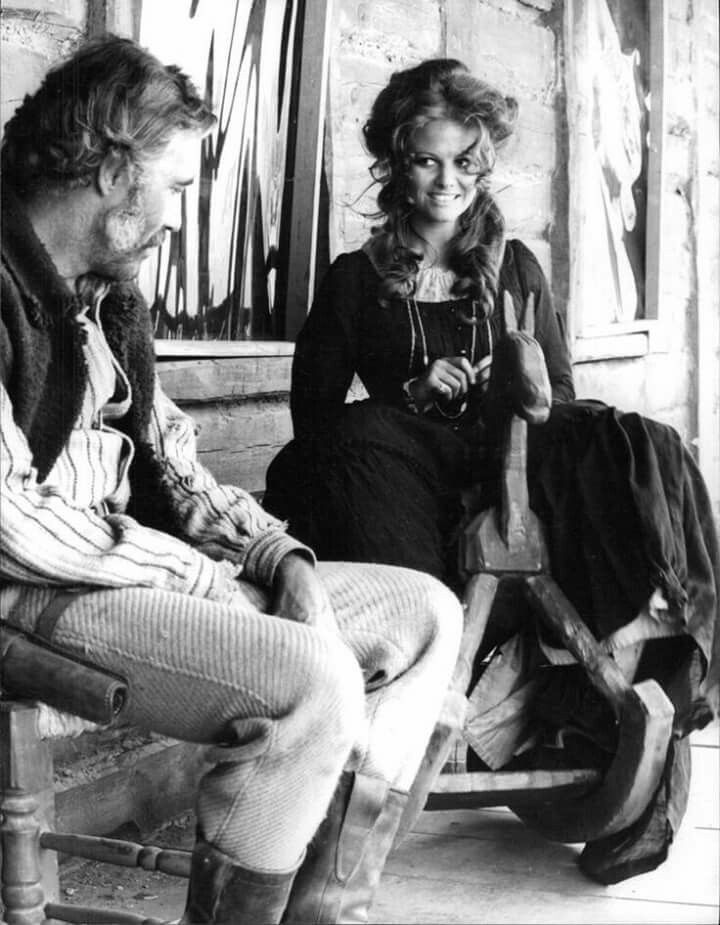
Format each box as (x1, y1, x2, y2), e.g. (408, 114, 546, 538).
(266, 58, 573, 589)
(265, 58, 719, 884)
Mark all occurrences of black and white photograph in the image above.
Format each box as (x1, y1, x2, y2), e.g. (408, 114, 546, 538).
(1, 2, 718, 923)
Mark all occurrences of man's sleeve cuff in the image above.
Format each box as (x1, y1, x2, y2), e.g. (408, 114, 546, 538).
(242, 530, 316, 587)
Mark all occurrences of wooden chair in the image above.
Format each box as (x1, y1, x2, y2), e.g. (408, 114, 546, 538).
(396, 294, 675, 847)
(0, 631, 192, 925)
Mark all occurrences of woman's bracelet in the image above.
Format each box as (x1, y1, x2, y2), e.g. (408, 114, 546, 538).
(433, 399, 467, 419)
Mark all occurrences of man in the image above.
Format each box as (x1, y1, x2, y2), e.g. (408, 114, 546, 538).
(0, 36, 462, 924)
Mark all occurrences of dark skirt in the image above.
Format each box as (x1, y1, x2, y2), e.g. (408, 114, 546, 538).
(264, 399, 478, 587)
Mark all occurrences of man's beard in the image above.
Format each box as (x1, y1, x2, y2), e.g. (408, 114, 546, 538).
(89, 186, 161, 282)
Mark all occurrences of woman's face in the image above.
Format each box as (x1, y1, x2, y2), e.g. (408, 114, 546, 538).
(405, 119, 482, 232)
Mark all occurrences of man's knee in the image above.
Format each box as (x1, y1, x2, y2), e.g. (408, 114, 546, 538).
(292, 633, 366, 755)
(403, 571, 464, 657)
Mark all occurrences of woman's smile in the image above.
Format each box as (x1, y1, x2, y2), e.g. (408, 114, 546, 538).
(406, 118, 482, 233)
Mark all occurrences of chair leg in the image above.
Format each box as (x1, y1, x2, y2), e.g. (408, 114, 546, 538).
(393, 687, 467, 847)
(1, 702, 58, 925)
(394, 572, 500, 847)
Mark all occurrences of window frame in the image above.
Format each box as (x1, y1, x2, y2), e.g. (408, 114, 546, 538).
(564, 0, 669, 365)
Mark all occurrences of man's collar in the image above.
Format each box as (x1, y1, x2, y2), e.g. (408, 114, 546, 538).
(1, 185, 80, 324)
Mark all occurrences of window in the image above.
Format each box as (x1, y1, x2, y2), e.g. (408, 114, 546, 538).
(133, 0, 331, 345)
(565, 0, 668, 361)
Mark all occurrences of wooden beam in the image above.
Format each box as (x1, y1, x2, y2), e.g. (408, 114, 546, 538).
(154, 340, 294, 359)
(157, 356, 292, 403)
(563, 0, 587, 348)
(645, 0, 668, 323)
(280, 0, 333, 340)
(55, 740, 206, 839)
(693, 5, 720, 528)
(185, 399, 292, 492)
(86, 0, 142, 39)
(427, 768, 600, 810)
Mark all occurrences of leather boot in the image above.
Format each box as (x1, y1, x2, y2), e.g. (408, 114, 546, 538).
(282, 771, 408, 924)
(182, 839, 298, 924)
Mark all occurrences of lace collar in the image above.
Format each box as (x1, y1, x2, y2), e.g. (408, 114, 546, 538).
(414, 265, 462, 302)
(361, 239, 462, 303)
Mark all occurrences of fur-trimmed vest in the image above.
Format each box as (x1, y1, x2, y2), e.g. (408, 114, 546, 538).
(1, 186, 180, 533)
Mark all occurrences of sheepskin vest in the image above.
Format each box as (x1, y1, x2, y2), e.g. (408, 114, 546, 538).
(1, 185, 180, 534)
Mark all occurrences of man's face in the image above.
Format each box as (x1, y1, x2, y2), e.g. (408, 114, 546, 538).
(89, 129, 198, 281)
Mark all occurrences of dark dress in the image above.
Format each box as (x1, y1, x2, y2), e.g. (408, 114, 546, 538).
(265, 239, 574, 586)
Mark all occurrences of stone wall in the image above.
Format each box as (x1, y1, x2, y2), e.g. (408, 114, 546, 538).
(326, 0, 560, 285)
(0, 1, 86, 129)
(325, 0, 444, 260)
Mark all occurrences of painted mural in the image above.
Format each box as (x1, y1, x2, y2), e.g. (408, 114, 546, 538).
(138, 0, 299, 339)
(579, 0, 649, 326)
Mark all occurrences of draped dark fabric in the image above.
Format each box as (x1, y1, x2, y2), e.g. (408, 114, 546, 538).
(266, 239, 573, 587)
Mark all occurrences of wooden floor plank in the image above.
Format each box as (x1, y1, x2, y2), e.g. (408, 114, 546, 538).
(371, 875, 718, 925)
(57, 737, 719, 924)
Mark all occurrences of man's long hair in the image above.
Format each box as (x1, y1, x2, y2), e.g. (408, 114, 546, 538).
(1, 35, 215, 198)
(362, 58, 517, 318)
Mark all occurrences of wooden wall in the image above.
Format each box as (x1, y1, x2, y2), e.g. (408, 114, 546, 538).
(0, 1, 86, 130)
(156, 350, 293, 494)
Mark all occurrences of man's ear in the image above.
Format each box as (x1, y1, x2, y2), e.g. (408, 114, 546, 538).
(97, 147, 133, 198)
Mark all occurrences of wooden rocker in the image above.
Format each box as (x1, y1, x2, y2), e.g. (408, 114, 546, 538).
(396, 292, 675, 847)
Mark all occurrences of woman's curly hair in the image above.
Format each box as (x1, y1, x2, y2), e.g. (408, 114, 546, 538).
(2, 35, 215, 198)
(362, 58, 517, 316)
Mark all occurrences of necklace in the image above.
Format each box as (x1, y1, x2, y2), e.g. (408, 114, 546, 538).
(406, 297, 484, 377)
(407, 298, 429, 371)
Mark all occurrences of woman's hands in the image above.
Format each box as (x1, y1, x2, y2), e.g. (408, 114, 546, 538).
(408, 355, 491, 409)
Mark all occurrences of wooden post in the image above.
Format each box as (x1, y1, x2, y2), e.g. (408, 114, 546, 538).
(86, 0, 142, 39)
(279, 0, 334, 340)
(644, 0, 668, 324)
(1, 702, 57, 925)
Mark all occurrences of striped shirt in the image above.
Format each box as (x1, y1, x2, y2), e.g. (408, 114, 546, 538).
(0, 299, 309, 609)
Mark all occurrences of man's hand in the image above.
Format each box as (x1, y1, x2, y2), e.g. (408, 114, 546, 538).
(271, 553, 337, 635)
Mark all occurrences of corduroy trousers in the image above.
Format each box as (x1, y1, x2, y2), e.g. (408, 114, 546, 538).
(3, 561, 462, 872)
